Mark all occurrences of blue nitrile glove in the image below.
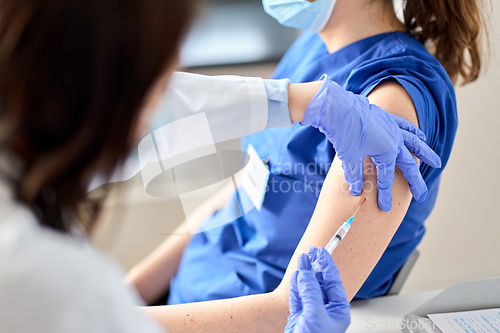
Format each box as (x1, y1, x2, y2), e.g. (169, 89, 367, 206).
(302, 75, 442, 212)
(285, 247, 351, 333)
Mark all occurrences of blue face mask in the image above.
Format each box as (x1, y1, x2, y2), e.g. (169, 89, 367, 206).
(262, 0, 337, 32)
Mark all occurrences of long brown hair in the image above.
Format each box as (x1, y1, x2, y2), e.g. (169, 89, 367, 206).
(0, 0, 193, 233)
(402, 0, 485, 85)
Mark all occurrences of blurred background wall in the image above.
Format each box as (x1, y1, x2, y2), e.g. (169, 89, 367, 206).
(401, 0, 500, 293)
(91, 0, 500, 294)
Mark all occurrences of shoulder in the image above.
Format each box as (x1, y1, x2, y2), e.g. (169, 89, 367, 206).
(348, 32, 457, 141)
(349, 32, 455, 100)
(366, 80, 419, 127)
(350, 33, 459, 172)
(0, 210, 163, 333)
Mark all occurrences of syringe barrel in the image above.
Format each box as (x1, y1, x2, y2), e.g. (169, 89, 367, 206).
(325, 222, 350, 254)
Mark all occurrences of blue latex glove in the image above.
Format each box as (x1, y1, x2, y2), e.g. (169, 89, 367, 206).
(285, 247, 351, 333)
(302, 75, 442, 212)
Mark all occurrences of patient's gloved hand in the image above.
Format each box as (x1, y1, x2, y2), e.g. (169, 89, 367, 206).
(302, 75, 442, 212)
(285, 247, 351, 333)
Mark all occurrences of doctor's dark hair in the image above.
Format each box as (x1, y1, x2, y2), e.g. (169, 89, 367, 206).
(0, 0, 193, 233)
(400, 0, 485, 85)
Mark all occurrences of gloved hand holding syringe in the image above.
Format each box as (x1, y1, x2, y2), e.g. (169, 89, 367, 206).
(311, 198, 367, 276)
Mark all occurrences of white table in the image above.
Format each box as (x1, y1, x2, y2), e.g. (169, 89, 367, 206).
(347, 290, 442, 333)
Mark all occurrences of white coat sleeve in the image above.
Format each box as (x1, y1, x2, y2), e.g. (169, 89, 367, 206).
(151, 72, 269, 143)
(89, 72, 289, 190)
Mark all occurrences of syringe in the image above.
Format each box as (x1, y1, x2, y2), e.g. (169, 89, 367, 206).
(311, 198, 366, 275)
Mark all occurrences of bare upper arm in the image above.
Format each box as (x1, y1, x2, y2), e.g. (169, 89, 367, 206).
(368, 80, 420, 128)
(278, 81, 421, 300)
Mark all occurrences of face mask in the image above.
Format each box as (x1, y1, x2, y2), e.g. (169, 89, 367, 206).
(263, 0, 337, 33)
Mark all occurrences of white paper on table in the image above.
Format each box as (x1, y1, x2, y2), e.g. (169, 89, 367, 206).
(428, 308, 500, 333)
(417, 318, 443, 333)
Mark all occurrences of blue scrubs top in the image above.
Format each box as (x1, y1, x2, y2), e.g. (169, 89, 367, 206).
(169, 31, 458, 303)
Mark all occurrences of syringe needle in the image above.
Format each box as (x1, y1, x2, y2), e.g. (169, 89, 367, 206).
(311, 198, 368, 274)
(352, 198, 367, 218)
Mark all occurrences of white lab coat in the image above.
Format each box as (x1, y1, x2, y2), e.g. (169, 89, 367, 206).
(0, 73, 272, 333)
(0, 154, 165, 333)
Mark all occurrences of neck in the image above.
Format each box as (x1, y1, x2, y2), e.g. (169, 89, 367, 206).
(319, 0, 407, 53)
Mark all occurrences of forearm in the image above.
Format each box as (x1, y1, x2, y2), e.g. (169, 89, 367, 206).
(143, 290, 288, 333)
(288, 81, 323, 123)
(126, 182, 236, 304)
(125, 221, 192, 305)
